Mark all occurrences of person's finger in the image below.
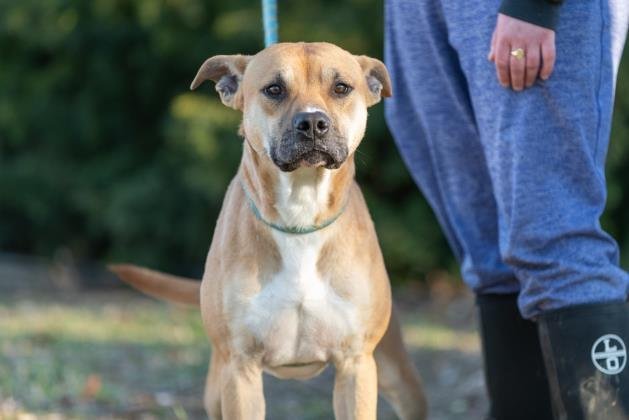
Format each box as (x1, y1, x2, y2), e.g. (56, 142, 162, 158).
(494, 39, 511, 88)
(540, 39, 556, 80)
(509, 46, 526, 91)
(488, 30, 497, 61)
(525, 44, 541, 88)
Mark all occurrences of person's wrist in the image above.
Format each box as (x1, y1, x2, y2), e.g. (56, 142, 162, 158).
(499, 0, 562, 31)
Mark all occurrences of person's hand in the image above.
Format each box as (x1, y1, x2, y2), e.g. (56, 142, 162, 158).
(488, 13, 556, 91)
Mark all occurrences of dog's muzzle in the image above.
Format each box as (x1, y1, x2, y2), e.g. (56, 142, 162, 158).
(270, 111, 349, 172)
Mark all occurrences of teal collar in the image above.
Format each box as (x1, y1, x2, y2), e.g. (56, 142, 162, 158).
(240, 180, 348, 235)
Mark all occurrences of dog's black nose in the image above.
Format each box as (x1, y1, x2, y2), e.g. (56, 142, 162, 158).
(293, 111, 330, 138)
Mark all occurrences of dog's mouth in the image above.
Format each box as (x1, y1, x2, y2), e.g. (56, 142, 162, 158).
(300, 150, 334, 167)
(270, 133, 348, 172)
(274, 149, 341, 172)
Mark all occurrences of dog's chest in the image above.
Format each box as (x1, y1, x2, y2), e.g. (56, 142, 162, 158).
(240, 231, 363, 365)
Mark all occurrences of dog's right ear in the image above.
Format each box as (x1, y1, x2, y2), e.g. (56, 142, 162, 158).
(190, 55, 251, 110)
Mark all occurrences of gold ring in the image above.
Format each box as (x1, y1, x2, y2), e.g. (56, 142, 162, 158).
(510, 48, 525, 60)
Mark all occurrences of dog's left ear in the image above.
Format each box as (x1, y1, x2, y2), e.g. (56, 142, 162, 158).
(355, 56, 392, 106)
(190, 54, 252, 110)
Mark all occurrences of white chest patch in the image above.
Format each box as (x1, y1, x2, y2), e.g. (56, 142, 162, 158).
(275, 168, 332, 228)
(241, 229, 361, 368)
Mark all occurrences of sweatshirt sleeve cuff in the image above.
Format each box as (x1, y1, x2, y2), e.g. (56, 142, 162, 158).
(499, 0, 562, 31)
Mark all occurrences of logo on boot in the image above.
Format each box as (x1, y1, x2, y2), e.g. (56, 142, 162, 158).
(591, 334, 627, 375)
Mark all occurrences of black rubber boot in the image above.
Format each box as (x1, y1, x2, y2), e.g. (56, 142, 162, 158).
(538, 301, 629, 420)
(477, 293, 554, 420)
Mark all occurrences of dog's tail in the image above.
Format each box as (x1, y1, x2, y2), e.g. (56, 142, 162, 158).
(108, 264, 201, 307)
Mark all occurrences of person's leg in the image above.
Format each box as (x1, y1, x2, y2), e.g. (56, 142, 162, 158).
(443, 0, 629, 319)
(385, 1, 552, 418)
(538, 301, 629, 420)
(442, 0, 629, 417)
(477, 293, 552, 419)
(385, 0, 517, 295)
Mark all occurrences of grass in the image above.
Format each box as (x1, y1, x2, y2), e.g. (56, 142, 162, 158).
(0, 291, 482, 419)
(0, 293, 209, 419)
(402, 313, 480, 354)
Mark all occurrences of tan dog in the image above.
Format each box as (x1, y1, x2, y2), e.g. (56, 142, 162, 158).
(110, 42, 426, 420)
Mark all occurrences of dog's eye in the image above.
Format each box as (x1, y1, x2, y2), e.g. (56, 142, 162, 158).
(333, 82, 352, 96)
(263, 84, 284, 98)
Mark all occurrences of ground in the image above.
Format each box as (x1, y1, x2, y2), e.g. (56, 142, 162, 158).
(0, 273, 487, 420)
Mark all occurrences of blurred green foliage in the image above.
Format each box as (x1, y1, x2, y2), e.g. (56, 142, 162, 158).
(0, 0, 627, 281)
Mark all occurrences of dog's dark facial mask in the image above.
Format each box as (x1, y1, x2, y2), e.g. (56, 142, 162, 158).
(269, 108, 349, 172)
(190, 43, 392, 172)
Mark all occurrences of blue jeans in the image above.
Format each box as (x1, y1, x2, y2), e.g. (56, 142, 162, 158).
(385, 0, 629, 318)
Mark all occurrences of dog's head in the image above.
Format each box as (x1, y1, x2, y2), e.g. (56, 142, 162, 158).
(190, 42, 391, 172)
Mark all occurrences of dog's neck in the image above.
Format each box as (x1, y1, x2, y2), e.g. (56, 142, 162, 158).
(239, 142, 355, 229)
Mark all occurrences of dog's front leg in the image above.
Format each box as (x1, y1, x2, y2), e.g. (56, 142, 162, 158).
(333, 354, 378, 420)
(220, 359, 265, 420)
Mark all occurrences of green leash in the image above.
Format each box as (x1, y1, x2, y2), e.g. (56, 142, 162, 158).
(240, 181, 348, 235)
